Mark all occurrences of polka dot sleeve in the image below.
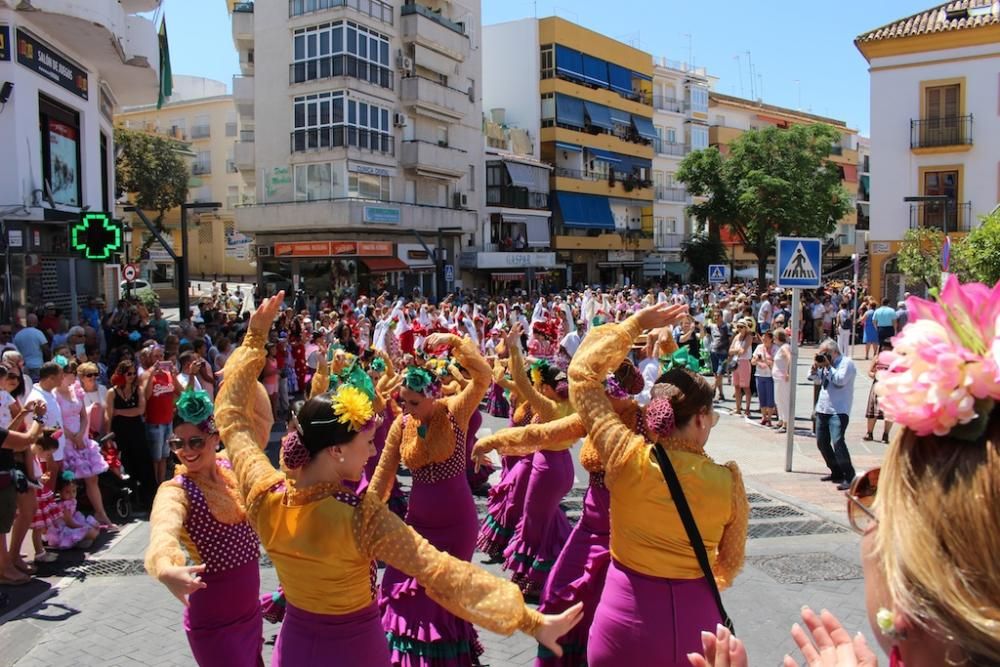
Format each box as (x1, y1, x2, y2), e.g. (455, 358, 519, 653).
(144, 482, 189, 579)
(715, 461, 749, 590)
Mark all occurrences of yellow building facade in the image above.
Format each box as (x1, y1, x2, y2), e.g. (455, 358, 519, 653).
(116, 76, 256, 281)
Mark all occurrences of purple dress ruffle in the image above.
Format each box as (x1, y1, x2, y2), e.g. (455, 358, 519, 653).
(502, 448, 574, 596)
(535, 473, 611, 667)
(485, 383, 510, 418)
(464, 409, 493, 491)
(477, 453, 533, 562)
(379, 412, 483, 666)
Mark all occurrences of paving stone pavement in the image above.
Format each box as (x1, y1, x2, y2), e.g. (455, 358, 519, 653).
(1, 348, 886, 666)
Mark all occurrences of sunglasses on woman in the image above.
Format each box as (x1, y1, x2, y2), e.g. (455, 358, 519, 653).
(168, 436, 207, 452)
(80, 372, 99, 379)
(845, 468, 879, 534)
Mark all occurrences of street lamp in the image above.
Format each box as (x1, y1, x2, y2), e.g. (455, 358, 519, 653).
(180, 202, 221, 320)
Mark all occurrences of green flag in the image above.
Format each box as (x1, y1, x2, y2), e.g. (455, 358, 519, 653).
(157, 18, 173, 109)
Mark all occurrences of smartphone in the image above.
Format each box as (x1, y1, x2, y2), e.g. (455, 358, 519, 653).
(157, 361, 172, 372)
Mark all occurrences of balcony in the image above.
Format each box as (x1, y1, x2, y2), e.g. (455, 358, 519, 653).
(709, 125, 743, 146)
(486, 186, 548, 210)
(400, 140, 467, 178)
(553, 168, 653, 200)
(654, 233, 685, 250)
(288, 0, 394, 25)
(190, 125, 211, 139)
(192, 163, 212, 175)
(400, 76, 471, 121)
(232, 3, 254, 48)
(909, 201, 972, 233)
(554, 234, 631, 251)
(656, 186, 688, 203)
(289, 55, 393, 89)
(233, 76, 254, 119)
(653, 96, 686, 114)
(653, 139, 687, 157)
(235, 141, 255, 171)
(910, 115, 973, 151)
(235, 198, 476, 235)
(401, 3, 470, 61)
(290, 127, 395, 155)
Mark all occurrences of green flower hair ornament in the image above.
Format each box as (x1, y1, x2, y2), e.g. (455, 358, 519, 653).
(660, 348, 701, 375)
(370, 357, 387, 373)
(175, 389, 216, 430)
(402, 366, 440, 397)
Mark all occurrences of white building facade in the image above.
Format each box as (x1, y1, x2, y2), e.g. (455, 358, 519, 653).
(0, 0, 161, 317)
(226, 0, 484, 299)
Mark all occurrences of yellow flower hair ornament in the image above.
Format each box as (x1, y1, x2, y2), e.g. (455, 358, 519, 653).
(332, 384, 377, 432)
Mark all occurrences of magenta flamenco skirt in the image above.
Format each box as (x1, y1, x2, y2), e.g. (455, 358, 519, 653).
(485, 383, 510, 418)
(535, 475, 611, 667)
(587, 560, 722, 667)
(184, 559, 264, 667)
(274, 602, 389, 667)
(477, 453, 533, 561)
(379, 470, 482, 665)
(355, 407, 407, 519)
(465, 410, 493, 491)
(503, 449, 574, 596)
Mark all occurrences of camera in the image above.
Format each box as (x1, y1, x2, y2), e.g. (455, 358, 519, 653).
(814, 353, 829, 365)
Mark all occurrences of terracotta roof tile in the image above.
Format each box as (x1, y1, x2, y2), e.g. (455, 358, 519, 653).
(856, 0, 999, 43)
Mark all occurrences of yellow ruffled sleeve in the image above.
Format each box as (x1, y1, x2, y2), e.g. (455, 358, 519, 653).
(355, 493, 543, 636)
(368, 413, 403, 503)
(508, 342, 559, 422)
(715, 461, 749, 590)
(445, 335, 492, 431)
(216, 331, 286, 524)
(144, 482, 190, 579)
(476, 415, 584, 457)
(567, 317, 648, 487)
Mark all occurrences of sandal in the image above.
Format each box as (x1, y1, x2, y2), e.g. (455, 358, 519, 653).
(862, 433, 874, 441)
(13, 561, 37, 575)
(0, 573, 31, 586)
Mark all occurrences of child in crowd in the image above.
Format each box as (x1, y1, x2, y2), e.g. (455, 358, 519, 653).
(29, 428, 63, 563)
(46, 471, 100, 550)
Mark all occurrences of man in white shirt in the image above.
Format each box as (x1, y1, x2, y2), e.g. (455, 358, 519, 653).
(559, 320, 586, 358)
(28, 362, 64, 466)
(757, 295, 773, 333)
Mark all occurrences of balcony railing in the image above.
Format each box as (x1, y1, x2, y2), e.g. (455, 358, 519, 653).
(652, 96, 686, 113)
(554, 167, 605, 181)
(909, 201, 972, 233)
(290, 55, 393, 89)
(656, 186, 688, 202)
(234, 1, 254, 12)
(486, 186, 548, 210)
(290, 127, 395, 155)
(400, 2, 466, 35)
(190, 125, 211, 139)
(654, 232, 685, 249)
(288, 0, 393, 24)
(192, 163, 211, 175)
(653, 139, 687, 157)
(910, 115, 973, 149)
(240, 129, 255, 142)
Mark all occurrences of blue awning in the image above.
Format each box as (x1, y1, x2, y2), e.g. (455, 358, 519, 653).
(608, 63, 632, 93)
(583, 101, 613, 130)
(609, 107, 631, 126)
(555, 94, 585, 129)
(581, 54, 609, 86)
(586, 148, 621, 163)
(631, 114, 658, 141)
(555, 142, 582, 152)
(555, 192, 615, 230)
(632, 71, 653, 81)
(616, 155, 651, 173)
(555, 45, 584, 80)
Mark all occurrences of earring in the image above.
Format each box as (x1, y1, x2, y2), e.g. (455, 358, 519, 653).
(338, 456, 345, 463)
(876, 608, 905, 640)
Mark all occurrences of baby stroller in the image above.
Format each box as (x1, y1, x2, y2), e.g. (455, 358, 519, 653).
(76, 432, 136, 524)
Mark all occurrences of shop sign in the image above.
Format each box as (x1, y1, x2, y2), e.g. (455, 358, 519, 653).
(870, 241, 890, 255)
(8, 229, 22, 248)
(0, 26, 10, 61)
(358, 241, 393, 257)
(349, 162, 396, 177)
(330, 241, 357, 255)
(477, 252, 556, 269)
(363, 205, 400, 225)
(264, 166, 293, 202)
(607, 250, 636, 262)
(225, 229, 253, 260)
(275, 241, 333, 257)
(16, 29, 88, 100)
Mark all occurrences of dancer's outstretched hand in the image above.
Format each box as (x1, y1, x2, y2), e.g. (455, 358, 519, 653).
(532, 602, 584, 657)
(249, 292, 285, 337)
(159, 563, 208, 607)
(635, 302, 688, 332)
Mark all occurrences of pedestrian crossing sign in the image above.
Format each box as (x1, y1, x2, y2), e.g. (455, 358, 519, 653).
(775, 237, 822, 288)
(708, 264, 728, 283)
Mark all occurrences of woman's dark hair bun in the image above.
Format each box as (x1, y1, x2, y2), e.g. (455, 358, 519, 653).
(651, 368, 714, 429)
(296, 392, 356, 455)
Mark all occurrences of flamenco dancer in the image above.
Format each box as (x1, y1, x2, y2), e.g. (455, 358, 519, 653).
(371, 332, 495, 666)
(503, 324, 575, 598)
(568, 303, 748, 666)
(145, 383, 274, 666)
(215, 293, 581, 667)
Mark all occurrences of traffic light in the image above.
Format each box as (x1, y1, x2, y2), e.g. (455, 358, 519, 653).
(70, 212, 122, 261)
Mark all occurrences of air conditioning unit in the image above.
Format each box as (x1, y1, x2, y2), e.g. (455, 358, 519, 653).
(397, 55, 413, 72)
(393, 112, 408, 127)
(257, 246, 271, 258)
(453, 192, 468, 209)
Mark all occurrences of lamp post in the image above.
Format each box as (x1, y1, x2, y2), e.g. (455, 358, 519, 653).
(180, 202, 221, 321)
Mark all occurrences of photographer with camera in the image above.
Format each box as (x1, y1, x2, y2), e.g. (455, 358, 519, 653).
(812, 339, 857, 490)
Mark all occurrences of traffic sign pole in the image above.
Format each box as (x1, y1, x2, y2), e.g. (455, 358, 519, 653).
(785, 287, 801, 472)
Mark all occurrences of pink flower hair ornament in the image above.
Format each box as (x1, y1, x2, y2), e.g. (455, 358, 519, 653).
(875, 274, 1000, 440)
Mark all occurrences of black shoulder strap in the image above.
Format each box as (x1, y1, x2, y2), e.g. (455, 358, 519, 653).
(650, 443, 735, 634)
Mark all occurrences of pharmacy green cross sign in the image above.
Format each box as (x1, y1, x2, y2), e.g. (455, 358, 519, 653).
(70, 212, 122, 261)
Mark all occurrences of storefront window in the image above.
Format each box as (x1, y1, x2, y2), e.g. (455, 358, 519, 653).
(39, 95, 82, 207)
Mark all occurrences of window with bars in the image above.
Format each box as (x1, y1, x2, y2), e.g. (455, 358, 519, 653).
(291, 91, 393, 153)
(292, 20, 392, 88)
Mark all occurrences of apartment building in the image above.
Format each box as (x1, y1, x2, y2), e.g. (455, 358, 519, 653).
(646, 57, 712, 282)
(0, 0, 161, 318)
(225, 0, 483, 299)
(707, 92, 861, 272)
(855, 0, 1000, 299)
(483, 17, 655, 288)
(117, 75, 256, 281)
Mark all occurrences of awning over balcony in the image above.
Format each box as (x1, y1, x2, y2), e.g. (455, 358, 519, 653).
(631, 115, 658, 141)
(554, 192, 615, 230)
(608, 64, 633, 94)
(581, 54, 609, 86)
(504, 162, 537, 188)
(555, 94, 585, 128)
(502, 213, 550, 247)
(583, 101, 613, 131)
(555, 141, 582, 152)
(586, 147, 621, 163)
(841, 164, 858, 183)
(609, 107, 631, 126)
(361, 257, 409, 273)
(555, 45, 584, 80)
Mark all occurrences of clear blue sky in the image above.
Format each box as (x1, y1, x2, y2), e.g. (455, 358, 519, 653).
(158, 0, 934, 136)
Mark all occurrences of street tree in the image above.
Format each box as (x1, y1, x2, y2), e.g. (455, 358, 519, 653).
(114, 127, 189, 254)
(681, 232, 727, 285)
(678, 123, 851, 286)
(895, 226, 957, 292)
(952, 209, 1000, 285)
